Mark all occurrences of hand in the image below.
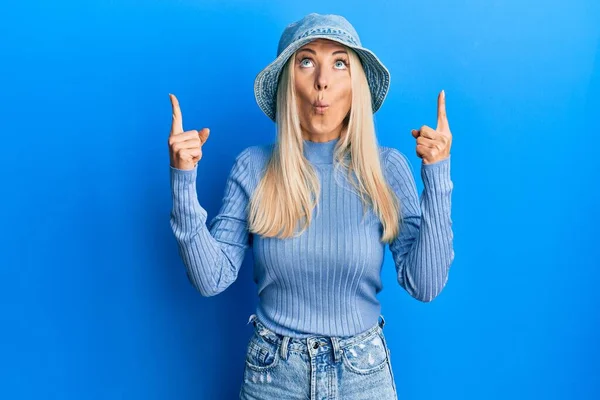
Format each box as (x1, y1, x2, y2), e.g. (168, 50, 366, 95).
(168, 93, 210, 170)
(411, 90, 452, 165)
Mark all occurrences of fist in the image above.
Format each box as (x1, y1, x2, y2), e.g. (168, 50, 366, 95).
(168, 93, 210, 170)
(411, 90, 452, 165)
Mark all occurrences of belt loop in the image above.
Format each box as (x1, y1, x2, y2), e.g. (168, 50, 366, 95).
(330, 336, 341, 363)
(280, 336, 290, 360)
(378, 314, 386, 329)
(247, 314, 257, 326)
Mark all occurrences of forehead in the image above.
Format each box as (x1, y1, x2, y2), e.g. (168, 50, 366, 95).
(299, 38, 346, 51)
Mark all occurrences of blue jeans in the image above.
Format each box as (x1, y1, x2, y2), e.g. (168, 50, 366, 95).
(239, 313, 398, 399)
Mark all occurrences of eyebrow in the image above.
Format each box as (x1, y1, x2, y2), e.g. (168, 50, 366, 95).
(297, 48, 348, 56)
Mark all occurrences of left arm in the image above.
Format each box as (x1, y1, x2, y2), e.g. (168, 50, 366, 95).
(386, 148, 455, 302)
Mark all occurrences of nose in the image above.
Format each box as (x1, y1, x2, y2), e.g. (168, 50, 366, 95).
(314, 66, 329, 91)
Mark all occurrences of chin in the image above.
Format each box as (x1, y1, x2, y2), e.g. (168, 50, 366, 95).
(308, 115, 341, 126)
(308, 122, 337, 133)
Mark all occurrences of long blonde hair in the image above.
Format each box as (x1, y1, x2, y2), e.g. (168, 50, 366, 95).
(248, 46, 401, 243)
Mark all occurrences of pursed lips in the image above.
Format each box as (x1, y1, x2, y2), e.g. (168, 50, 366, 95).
(313, 101, 330, 114)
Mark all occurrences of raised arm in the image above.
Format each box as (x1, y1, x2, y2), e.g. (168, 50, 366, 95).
(169, 148, 252, 297)
(386, 148, 454, 302)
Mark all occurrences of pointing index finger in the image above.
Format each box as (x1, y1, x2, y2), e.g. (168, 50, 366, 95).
(169, 93, 183, 135)
(437, 89, 449, 131)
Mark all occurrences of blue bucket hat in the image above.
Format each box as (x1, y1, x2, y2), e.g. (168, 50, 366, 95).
(254, 13, 391, 122)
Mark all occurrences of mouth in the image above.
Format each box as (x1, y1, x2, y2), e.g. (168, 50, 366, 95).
(312, 102, 330, 114)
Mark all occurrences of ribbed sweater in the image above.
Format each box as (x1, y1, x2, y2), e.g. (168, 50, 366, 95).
(169, 137, 454, 338)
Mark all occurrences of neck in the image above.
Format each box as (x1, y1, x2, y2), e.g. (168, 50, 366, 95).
(302, 136, 340, 165)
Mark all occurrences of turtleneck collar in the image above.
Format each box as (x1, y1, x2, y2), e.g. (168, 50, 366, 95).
(303, 136, 340, 165)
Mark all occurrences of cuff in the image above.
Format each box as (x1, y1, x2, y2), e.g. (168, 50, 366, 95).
(170, 164, 198, 185)
(421, 156, 452, 195)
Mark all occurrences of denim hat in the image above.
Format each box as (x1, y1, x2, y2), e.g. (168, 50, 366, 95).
(254, 13, 391, 122)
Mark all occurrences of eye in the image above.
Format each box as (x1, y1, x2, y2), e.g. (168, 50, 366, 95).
(299, 58, 314, 68)
(334, 58, 349, 69)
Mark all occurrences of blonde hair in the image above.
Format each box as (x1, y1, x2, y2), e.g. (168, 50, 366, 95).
(248, 46, 401, 243)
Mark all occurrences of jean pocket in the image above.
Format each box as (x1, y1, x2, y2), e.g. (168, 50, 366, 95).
(341, 331, 388, 375)
(245, 332, 280, 372)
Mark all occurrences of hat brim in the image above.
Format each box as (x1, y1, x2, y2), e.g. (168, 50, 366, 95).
(254, 35, 391, 122)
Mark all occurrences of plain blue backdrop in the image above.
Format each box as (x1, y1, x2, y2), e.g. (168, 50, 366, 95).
(1, 0, 598, 399)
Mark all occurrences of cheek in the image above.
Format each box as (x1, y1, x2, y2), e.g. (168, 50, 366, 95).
(294, 74, 313, 101)
(334, 77, 352, 104)
(334, 84, 352, 116)
(295, 86, 315, 113)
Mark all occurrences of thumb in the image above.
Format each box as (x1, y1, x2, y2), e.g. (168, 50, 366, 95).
(199, 128, 210, 145)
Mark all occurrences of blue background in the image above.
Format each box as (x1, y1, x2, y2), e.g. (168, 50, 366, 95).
(1, 0, 598, 399)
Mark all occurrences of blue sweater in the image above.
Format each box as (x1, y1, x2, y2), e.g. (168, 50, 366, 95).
(170, 137, 454, 338)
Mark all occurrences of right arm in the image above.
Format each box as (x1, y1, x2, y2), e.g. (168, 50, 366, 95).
(169, 148, 252, 297)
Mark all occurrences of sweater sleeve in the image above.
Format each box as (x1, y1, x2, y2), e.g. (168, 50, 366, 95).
(385, 148, 455, 302)
(169, 148, 252, 297)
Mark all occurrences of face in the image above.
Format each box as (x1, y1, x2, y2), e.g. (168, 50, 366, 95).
(293, 39, 352, 141)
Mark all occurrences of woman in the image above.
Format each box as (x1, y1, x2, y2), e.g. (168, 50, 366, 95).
(168, 12, 454, 400)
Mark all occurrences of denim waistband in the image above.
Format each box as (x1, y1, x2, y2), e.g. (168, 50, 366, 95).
(246, 313, 386, 354)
